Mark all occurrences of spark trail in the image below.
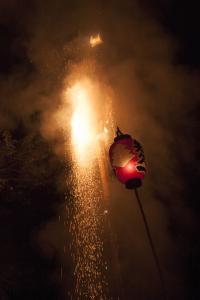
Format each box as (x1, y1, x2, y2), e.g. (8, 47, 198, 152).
(65, 75, 114, 299)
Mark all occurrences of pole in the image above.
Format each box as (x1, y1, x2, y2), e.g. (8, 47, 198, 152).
(134, 188, 167, 300)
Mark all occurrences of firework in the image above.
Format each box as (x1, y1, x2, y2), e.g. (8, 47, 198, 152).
(65, 73, 114, 299)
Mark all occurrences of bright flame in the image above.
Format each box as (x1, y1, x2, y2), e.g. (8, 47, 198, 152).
(90, 33, 103, 48)
(69, 80, 99, 164)
(70, 85, 94, 147)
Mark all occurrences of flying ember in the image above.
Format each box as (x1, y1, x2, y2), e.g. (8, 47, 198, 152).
(90, 33, 103, 48)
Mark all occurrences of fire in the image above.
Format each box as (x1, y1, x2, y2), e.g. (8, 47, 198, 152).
(69, 79, 98, 164)
(67, 75, 113, 299)
(68, 76, 114, 166)
(90, 33, 103, 48)
(70, 82, 95, 153)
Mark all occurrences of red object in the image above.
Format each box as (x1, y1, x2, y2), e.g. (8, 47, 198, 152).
(109, 128, 146, 189)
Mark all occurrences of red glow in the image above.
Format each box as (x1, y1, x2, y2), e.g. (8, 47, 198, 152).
(109, 136, 146, 185)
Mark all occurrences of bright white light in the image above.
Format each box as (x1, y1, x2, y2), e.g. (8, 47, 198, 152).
(69, 81, 97, 162)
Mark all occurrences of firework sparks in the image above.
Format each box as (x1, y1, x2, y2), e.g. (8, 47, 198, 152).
(69, 166, 108, 299)
(65, 73, 114, 299)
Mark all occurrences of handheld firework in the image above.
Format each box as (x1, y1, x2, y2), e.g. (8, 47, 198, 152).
(109, 127, 167, 300)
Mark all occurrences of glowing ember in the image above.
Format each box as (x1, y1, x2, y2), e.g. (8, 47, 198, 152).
(90, 33, 103, 48)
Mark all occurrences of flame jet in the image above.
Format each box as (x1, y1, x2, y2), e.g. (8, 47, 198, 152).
(67, 75, 114, 299)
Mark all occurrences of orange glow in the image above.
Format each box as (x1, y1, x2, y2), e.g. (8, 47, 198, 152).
(90, 33, 103, 48)
(70, 81, 96, 155)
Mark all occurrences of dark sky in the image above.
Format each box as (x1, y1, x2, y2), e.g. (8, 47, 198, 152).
(0, 1, 200, 300)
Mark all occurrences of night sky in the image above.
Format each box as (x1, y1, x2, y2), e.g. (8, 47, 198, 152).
(0, 1, 200, 300)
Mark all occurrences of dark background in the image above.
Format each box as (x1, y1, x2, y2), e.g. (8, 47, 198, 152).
(0, 1, 200, 299)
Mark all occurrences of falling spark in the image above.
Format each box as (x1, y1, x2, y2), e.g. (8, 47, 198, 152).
(90, 33, 103, 48)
